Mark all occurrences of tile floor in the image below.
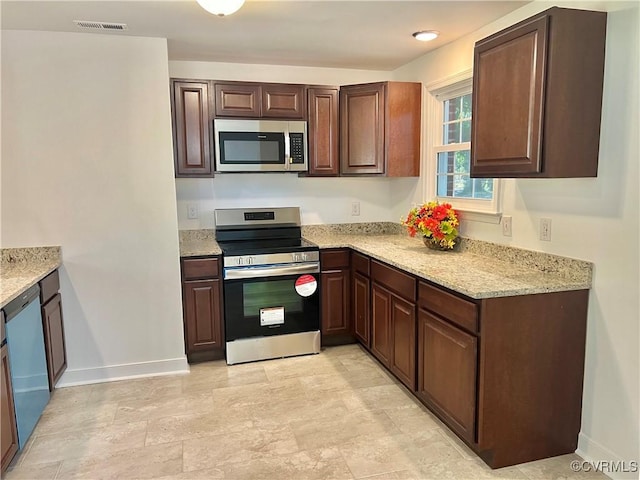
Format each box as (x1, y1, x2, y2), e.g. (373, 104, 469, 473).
(5, 344, 606, 480)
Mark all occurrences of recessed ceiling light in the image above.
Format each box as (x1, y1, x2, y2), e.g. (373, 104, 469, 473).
(412, 31, 439, 42)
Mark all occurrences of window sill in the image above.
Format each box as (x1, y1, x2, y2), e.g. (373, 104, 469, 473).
(457, 209, 502, 224)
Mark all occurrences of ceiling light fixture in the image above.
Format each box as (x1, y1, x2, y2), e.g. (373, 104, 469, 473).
(196, 0, 245, 17)
(412, 30, 439, 42)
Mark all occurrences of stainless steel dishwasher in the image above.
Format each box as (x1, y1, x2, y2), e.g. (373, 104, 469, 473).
(3, 284, 50, 449)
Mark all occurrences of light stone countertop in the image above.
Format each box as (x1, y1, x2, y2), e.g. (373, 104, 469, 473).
(179, 230, 221, 257)
(301, 226, 592, 299)
(177, 223, 592, 299)
(1, 247, 62, 308)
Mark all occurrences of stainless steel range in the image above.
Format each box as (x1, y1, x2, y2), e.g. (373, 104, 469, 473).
(214, 207, 320, 365)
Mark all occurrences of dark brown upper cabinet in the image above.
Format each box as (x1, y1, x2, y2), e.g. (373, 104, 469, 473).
(340, 81, 421, 177)
(471, 7, 607, 178)
(171, 80, 213, 177)
(214, 83, 260, 117)
(307, 87, 340, 176)
(262, 84, 306, 119)
(214, 82, 305, 119)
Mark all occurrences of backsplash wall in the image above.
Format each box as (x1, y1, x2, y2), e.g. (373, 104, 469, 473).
(176, 175, 400, 229)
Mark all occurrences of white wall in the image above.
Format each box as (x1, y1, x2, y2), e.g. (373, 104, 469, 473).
(1, 31, 188, 384)
(170, 60, 401, 228)
(176, 176, 395, 228)
(393, 2, 640, 476)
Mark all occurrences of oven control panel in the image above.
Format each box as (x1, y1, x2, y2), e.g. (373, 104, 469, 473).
(223, 251, 320, 269)
(292, 252, 312, 263)
(244, 211, 275, 221)
(227, 256, 256, 266)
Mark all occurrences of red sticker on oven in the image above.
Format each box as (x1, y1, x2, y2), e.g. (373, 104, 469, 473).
(295, 274, 317, 297)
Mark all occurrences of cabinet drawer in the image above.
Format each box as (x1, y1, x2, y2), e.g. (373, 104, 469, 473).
(320, 249, 350, 270)
(352, 252, 370, 276)
(182, 257, 220, 280)
(418, 282, 478, 333)
(371, 260, 416, 302)
(40, 270, 60, 304)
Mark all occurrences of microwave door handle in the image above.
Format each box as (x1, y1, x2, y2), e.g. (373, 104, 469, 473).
(284, 132, 291, 170)
(224, 262, 319, 280)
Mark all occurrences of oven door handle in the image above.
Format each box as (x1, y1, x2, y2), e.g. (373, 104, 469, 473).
(224, 262, 320, 280)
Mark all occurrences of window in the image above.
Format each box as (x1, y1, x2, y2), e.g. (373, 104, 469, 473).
(424, 73, 501, 221)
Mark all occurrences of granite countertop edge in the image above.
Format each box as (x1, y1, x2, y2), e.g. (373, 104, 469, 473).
(178, 226, 593, 300)
(306, 232, 592, 299)
(1, 247, 62, 309)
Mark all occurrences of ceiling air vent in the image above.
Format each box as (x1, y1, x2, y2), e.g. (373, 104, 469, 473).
(74, 20, 128, 31)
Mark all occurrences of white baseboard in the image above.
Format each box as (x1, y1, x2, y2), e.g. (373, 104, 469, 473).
(576, 432, 639, 480)
(55, 356, 190, 387)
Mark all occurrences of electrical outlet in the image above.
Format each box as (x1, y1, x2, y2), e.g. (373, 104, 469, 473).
(502, 215, 512, 237)
(187, 203, 199, 220)
(540, 218, 552, 241)
(351, 201, 361, 216)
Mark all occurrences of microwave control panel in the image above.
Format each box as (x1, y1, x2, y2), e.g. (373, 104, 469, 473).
(290, 133, 305, 164)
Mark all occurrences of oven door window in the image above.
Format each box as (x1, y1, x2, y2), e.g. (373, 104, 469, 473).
(219, 132, 285, 164)
(224, 274, 319, 341)
(243, 280, 302, 317)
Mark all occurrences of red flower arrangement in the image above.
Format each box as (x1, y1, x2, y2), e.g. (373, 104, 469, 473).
(402, 201, 460, 250)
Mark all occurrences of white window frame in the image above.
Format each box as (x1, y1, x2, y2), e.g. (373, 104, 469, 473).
(423, 70, 502, 223)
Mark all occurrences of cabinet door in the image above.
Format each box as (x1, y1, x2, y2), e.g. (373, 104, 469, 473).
(371, 284, 391, 365)
(42, 293, 67, 390)
(183, 279, 223, 353)
(471, 15, 548, 176)
(390, 295, 416, 390)
(262, 84, 305, 119)
(1, 344, 18, 473)
(321, 269, 351, 336)
(214, 83, 261, 117)
(418, 310, 477, 442)
(172, 81, 212, 177)
(307, 87, 339, 176)
(340, 83, 385, 175)
(352, 272, 370, 347)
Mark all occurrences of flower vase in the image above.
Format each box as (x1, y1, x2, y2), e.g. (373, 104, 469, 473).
(423, 236, 457, 251)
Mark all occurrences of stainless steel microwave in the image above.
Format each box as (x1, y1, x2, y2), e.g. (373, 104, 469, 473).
(214, 119, 308, 173)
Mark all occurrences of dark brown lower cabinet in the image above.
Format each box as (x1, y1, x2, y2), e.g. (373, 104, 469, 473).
(1, 342, 18, 473)
(321, 270, 350, 336)
(352, 272, 370, 347)
(42, 293, 67, 389)
(390, 295, 416, 390)
(371, 284, 416, 390)
(475, 291, 589, 468)
(183, 280, 223, 353)
(39, 270, 67, 391)
(417, 310, 477, 443)
(181, 257, 224, 362)
(320, 249, 353, 345)
(371, 285, 392, 365)
(348, 250, 589, 469)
